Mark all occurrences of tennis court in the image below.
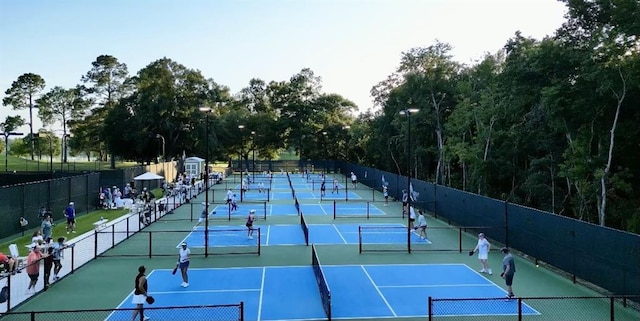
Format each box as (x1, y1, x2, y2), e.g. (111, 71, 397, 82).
(107, 263, 537, 321)
(180, 223, 429, 247)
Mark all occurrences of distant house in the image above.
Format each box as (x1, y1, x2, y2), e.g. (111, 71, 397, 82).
(184, 157, 205, 176)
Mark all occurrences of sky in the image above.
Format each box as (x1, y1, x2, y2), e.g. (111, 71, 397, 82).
(0, 0, 568, 135)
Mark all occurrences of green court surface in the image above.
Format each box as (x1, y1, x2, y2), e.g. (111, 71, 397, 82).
(9, 173, 639, 321)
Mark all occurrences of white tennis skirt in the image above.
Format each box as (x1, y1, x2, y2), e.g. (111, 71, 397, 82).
(132, 293, 146, 304)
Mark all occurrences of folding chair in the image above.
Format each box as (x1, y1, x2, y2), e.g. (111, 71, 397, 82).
(9, 244, 26, 269)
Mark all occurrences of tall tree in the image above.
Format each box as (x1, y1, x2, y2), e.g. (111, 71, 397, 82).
(2, 73, 46, 160)
(81, 55, 131, 167)
(36, 86, 91, 163)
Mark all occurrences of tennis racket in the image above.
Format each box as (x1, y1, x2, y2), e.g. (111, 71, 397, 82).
(171, 263, 178, 275)
(468, 250, 475, 256)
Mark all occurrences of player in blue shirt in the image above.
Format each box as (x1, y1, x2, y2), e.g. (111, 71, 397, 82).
(64, 202, 76, 234)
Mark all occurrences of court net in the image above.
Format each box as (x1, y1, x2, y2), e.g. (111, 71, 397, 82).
(331, 200, 395, 219)
(358, 225, 506, 254)
(311, 244, 332, 320)
(300, 210, 309, 246)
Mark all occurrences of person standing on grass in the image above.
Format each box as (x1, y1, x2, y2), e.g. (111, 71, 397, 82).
(472, 233, 493, 275)
(178, 242, 190, 288)
(500, 247, 516, 300)
(246, 209, 256, 239)
(131, 265, 150, 321)
(64, 202, 76, 234)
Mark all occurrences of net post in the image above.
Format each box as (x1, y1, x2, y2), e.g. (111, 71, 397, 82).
(227, 202, 231, 221)
(372, 187, 375, 202)
(333, 200, 336, 219)
(407, 226, 411, 254)
(358, 226, 362, 254)
(518, 297, 523, 321)
(366, 201, 370, 219)
(257, 228, 261, 256)
(458, 228, 462, 253)
(240, 301, 244, 321)
(93, 230, 98, 259)
(267, 188, 270, 202)
(148, 231, 152, 258)
(263, 201, 267, 220)
(427, 296, 433, 321)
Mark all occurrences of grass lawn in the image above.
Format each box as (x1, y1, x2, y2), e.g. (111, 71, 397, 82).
(0, 208, 130, 255)
(0, 154, 138, 172)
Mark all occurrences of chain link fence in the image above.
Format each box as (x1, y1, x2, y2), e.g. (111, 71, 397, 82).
(0, 303, 244, 320)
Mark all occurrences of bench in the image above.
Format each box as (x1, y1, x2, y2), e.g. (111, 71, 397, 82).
(93, 219, 109, 230)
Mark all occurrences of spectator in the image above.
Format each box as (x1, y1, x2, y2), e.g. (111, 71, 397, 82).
(26, 245, 45, 294)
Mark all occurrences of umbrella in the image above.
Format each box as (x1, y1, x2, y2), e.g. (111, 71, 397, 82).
(133, 172, 165, 193)
(133, 172, 164, 181)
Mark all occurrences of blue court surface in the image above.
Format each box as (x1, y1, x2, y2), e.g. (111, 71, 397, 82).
(180, 223, 430, 247)
(108, 264, 539, 320)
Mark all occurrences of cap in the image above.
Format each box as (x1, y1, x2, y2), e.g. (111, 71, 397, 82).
(500, 247, 510, 254)
(250, 209, 256, 214)
(478, 233, 485, 237)
(57, 237, 66, 243)
(181, 242, 187, 246)
(69, 202, 74, 205)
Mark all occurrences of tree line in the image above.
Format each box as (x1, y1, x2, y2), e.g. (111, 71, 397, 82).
(2, 0, 639, 233)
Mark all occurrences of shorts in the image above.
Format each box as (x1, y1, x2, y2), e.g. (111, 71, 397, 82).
(28, 273, 39, 281)
(54, 259, 62, 268)
(132, 293, 146, 305)
(505, 274, 514, 286)
(66, 218, 75, 225)
(245, 223, 253, 228)
(352, 179, 358, 184)
(179, 261, 190, 269)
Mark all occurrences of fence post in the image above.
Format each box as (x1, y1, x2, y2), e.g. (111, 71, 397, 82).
(427, 296, 432, 321)
(148, 232, 152, 258)
(518, 297, 523, 321)
(94, 230, 98, 258)
(610, 296, 614, 321)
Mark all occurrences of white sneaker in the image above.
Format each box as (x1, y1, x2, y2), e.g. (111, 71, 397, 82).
(183, 283, 189, 287)
(180, 282, 186, 287)
(143, 316, 150, 321)
(248, 236, 253, 239)
(479, 269, 486, 273)
(488, 269, 493, 275)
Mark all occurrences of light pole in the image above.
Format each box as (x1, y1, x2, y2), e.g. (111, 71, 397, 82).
(2, 131, 23, 171)
(322, 131, 328, 175)
(238, 125, 245, 202)
(156, 134, 166, 178)
(251, 131, 256, 183)
(342, 125, 351, 199)
(199, 107, 212, 257)
(400, 108, 419, 253)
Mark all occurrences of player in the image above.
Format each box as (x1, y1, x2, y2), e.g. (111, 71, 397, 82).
(226, 189, 233, 203)
(332, 179, 339, 194)
(320, 179, 326, 198)
(383, 185, 389, 206)
(131, 265, 150, 321)
(350, 172, 358, 189)
(500, 247, 516, 300)
(408, 205, 416, 229)
(416, 210, 427, 239)
(246, 209, 256, 239)
(178, 242, 190, 287)
(470, 233, 493, 275)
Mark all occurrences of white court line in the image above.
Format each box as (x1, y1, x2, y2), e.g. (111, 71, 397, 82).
(151, 288, 260, 295)
(360, 265, 397, 317)
(377, 284, 495, 288)
(332, 224, 349, 244)
(257, 267, 266, 321)
(266, 225, 271, 246)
